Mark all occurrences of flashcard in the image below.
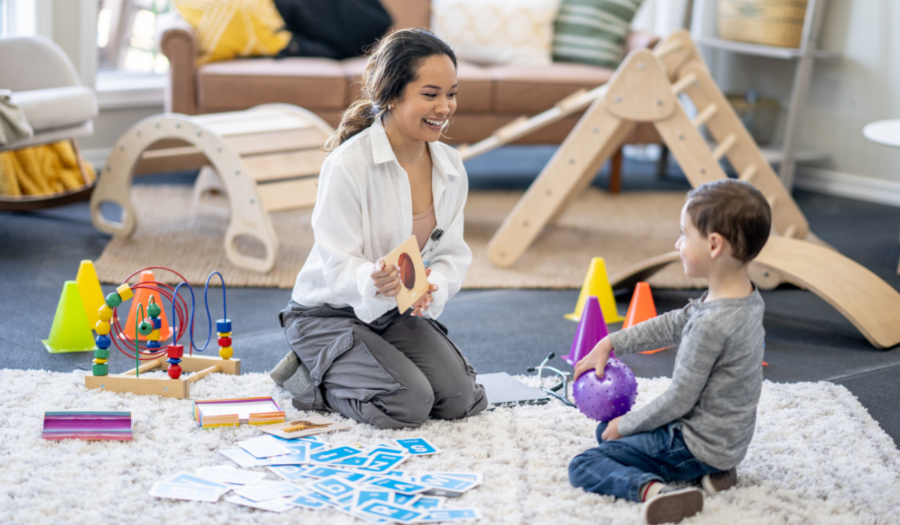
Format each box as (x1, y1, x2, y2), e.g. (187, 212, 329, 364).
(311, 445, 363, 463)
(365, 445, 408, 457)
(422, 472, 483, 484)
(382, 235, 430, 314)
(237, 437, 293, 458)
(355, 501, 426, 524)
(310, 478, 358, 499)
(423, 488, 463, 498)
(225, 494, 295, 513)
(234, 482, 306, 502)
(220, 448, 268, 468)
(392, 492, 421, 507)
(267, 444, 309, 464)
(395, 437, 440, 456)
(194, 466, 267, 486)
(412, 496, 445, 510)
(357, 453, 407, 473)
(256, 414, 354, 440)
(417, 474, 480, 493)
(149, 482, 223, 502)
(419, 508, 483, 522)
(268, 465, 314, 482)
(291, 491, 330, 510)
(330, 455, 375, 468)
(366, 477, 430, 495)
(306, 466, 366, 482)
(163, 473, 231, 491)
(353, 490, 392, 508)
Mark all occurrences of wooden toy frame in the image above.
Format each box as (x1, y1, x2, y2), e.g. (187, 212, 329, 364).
(90, 104, 333, 273)
(84, 354, 240, 399)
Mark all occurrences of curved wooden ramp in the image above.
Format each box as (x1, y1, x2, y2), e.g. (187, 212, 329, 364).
(609, 237, 900, 349)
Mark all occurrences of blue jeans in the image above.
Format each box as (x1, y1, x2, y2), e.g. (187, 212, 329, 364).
(568, 421, 722, 502)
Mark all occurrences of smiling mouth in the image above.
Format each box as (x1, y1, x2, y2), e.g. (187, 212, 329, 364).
(423, 118, 445, 129)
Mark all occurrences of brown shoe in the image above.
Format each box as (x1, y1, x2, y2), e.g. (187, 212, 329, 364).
(642, 487, 703, 524)
(702, 467, 738, 494)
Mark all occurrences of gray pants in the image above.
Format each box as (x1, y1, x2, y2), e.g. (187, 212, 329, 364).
(279, 301, 488, 429)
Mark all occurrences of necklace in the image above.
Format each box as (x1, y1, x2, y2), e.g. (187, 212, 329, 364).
(396, 142, 426, 163)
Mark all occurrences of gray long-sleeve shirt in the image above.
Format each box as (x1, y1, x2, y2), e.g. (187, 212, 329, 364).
(610, 289, 765, 470)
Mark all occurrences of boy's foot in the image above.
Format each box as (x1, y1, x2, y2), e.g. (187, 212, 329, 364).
(270, 351, 300, 386)
(701, 467, 738, 494)
(642, 487, 704, 525)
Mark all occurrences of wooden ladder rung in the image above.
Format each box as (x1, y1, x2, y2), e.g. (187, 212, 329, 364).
(711, 134, 737, 161)
(739, 165, 757, 182)
(782, 225, 797, 238)
(494, 116, 529, 141)
(692, 103, 718, 128)
(671, 72, 698, 95)
(655, 42, 684, 59)
(767, 195, 778, 209)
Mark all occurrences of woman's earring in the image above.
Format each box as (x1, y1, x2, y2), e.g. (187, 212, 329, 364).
(387, 104, 392, 111)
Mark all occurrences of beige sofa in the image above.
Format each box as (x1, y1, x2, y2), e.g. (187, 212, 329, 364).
(158, 0, 661, 146)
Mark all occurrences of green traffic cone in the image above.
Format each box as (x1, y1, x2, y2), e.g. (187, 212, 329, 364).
(43, 281, 97, 353)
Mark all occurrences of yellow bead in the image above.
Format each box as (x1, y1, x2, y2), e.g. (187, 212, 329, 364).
(217, 332, 232, 338)
(98, 304, 113, 321)
(94, 321, 110, 336)
(93, 358, 108, 365)
(147, 329, 160, 341)
(219, 346, 233, 360)
(116, 283, 133, 301)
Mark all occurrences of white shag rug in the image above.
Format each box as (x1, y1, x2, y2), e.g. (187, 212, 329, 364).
(2, 369, 899, 525)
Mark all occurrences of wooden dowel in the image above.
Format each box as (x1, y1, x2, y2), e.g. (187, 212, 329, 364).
(692, 104, 718, 128)
(655, 42, 683, 59)
(783, 225, 797, 238)
(185, 364, 222, 383)
(494, 116, 529, 141)
(671, 72, 698, 95)
(121, 357, 165, 377)
(711, 134, 737, 161)
(739, 165, 757, 182)
(767, 196, 777, 209)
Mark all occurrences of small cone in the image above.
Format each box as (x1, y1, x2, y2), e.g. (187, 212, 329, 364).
(623, 282, 670, 355)
(43, 281, 97, 353)
(75, 260, 105, 327)
(563, 296, 609, 366)
(121, 271, 174, 342)
(565, 257, 624, 323)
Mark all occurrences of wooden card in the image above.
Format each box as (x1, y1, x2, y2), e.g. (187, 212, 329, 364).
(382, 235, 429, 314)
(256, 413, 354, 439)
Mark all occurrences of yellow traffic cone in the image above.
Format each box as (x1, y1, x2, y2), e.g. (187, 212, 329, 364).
(76, 260, 105, 327)
(43, 281, 97, 353)
(565, 257, 624, 323)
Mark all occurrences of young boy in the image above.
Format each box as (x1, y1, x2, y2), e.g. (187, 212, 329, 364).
(568, 179, 772, 524)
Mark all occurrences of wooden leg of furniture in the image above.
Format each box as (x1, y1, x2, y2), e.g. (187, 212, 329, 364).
(609, 148, 623, 194)
(656, 144, 669, 179)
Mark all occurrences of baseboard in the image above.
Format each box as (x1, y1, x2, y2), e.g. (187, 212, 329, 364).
(794, 167, 900, 208)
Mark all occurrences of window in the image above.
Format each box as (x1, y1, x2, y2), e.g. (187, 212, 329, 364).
(97, 0, 171, 75)
(0, 0, 6, 34)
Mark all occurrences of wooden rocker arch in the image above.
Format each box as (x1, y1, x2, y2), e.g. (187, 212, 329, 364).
(90, 104, 333, 273)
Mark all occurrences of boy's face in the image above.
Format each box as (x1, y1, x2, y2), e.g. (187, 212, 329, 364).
(676, 203, 711, 278)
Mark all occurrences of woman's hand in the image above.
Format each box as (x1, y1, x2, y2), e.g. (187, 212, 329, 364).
(371, 258, 402, 297)
(572, 336, 614, 381)
(411, 269, 438, 316)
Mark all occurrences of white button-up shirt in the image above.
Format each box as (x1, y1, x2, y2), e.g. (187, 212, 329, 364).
(291, 119, 472, 323)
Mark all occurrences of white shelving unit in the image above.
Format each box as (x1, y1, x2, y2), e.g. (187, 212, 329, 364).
(690, 0, 838, 190)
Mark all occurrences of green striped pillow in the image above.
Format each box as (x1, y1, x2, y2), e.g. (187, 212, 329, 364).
(552, 0, 643, 68)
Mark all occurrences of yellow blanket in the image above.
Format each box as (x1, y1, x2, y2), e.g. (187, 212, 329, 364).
(0, 141, 95, 197)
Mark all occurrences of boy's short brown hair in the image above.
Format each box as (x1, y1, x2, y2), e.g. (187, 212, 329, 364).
(686, 179, 772, 263)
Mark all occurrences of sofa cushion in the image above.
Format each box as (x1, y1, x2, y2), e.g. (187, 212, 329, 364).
(197, 58, 348, 111)
(11, 86, 98, 133)
(380, 0, 431, 30)
(490, 62, 614, 113)
(342, 58, 493, 113)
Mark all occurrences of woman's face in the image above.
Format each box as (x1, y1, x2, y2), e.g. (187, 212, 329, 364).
(388, 54, 458, 143)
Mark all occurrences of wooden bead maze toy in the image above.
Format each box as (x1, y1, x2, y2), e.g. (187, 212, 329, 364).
(84, 267, 241, 398)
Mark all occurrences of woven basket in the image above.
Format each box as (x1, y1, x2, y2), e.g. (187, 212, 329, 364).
(717, 0, 808, 48)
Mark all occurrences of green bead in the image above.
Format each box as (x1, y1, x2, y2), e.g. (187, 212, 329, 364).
(148, 302, 161, 318)
(92, 364, 109, 376)
(105, 292, 122, 309)
(94, 348, 110, 359)
(137, 320, 154, 336)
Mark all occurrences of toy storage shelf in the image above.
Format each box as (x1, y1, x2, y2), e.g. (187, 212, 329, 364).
(690, 0, 838, 190)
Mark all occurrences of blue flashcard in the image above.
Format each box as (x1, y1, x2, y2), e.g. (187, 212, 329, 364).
(412, 496, 445, 510)
(311, 445, 363, 463)
(392, 493, 421, 506)
(268, 465, 313, 481)
(330, 455, 374, 468)
(164, 473, 230, 490)
(419, 508, 483, 522)
(358, 453, 407, 473)
(354, 490, 392, 508)
(424, 472, 483, 483)
(291, 492, 329, 510)
(365, 445, 407, 457)
(310, 478, 357, 499)
(356, 501, 425, 524)
(395, 437, 440, 456)
(366, 477, 430, 495)
(418, 474, 479, 492)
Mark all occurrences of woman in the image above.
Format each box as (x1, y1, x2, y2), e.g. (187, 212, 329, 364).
(273, 28, 487, 429)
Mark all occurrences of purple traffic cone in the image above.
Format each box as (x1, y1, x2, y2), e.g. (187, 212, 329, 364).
(563, 296, 609, 366)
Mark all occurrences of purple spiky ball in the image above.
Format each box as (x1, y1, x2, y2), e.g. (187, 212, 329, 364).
(572, 357, 638, 422)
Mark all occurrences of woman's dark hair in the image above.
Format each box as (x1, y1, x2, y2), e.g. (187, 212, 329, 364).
(324, 27, 457, 151)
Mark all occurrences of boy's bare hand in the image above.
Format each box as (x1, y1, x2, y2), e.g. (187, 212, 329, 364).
(601, 416, 624, 441)
(573, 336, 614, 381)
(371, 258, 402, 297)
(411, 269, 438, 316)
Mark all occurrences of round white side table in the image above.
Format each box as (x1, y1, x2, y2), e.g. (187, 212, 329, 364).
(863, 120, 900, 274)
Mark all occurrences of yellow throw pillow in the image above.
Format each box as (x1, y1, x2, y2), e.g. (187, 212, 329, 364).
(173, 0, 291, 64)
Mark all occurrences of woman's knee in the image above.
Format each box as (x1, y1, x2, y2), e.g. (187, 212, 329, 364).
(429, 381, 486, 420)
(373, 381, 435, 426)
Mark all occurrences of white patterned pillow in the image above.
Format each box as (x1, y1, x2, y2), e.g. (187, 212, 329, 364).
(431, 0, 562, 67)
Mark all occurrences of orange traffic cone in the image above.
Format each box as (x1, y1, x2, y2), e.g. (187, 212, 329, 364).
(120, 271, 173, 342)
(623, 282, 670, 355)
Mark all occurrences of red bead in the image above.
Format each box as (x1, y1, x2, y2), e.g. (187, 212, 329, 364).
(167, 344, 184, 359)
(218, 336, 232, 347)
(168, 364, 182, 379)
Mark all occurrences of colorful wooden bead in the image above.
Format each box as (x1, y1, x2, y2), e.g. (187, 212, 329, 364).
(92, 358, 107, 365)
(94, 348, 110, 359)
(94, 321, 111, 336)
(98, 304, 113, 321)
(167, 364, 182, 379)
(96, 335, 111, 349)
(147, 329, 160, 341)
(152, 317, 162, 329)
(217, 336, 232, 347)
(105, 292, 122, 309)
(137, 319, 154, 336)
(217, 319, 232, 333)
(148, 301, 161, 318)
(218, 331, 232, 338)
(219, 346, 233, 360)
(116, 283, 133, 301)
(93, 363, 108, 376)
(146, 341, 161, 350)
(167, 344, 184, 359)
